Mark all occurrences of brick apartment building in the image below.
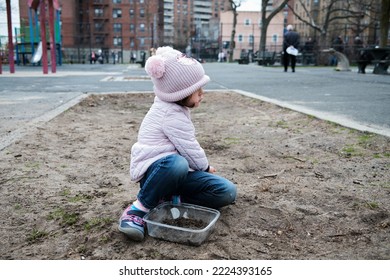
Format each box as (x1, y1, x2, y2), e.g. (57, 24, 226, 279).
(18, 0, 163, 63)
(15, 0, 387, 64)
(18, 0, 230, 63)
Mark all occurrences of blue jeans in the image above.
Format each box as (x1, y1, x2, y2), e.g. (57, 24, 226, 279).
(137, 154, 237, 210)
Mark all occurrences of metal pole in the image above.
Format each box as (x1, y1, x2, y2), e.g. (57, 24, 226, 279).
(56, 9, 62, 65)
(40, 0, 48, 74)
(121, 24, 123, 64)
(0, 38, 2, 74)
(252, 23, 255, 51)
(48, 0, 56, 73)
(28, 8, 35, 59)
(6, 0, 15, 73)
(14, 27, 19, 65)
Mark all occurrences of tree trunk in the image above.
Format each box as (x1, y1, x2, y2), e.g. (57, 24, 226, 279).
(228, 0, 240, 63)
(260, 1, 268, 52)
(380, 0, 390, 47)
(259, 0, 290, 52)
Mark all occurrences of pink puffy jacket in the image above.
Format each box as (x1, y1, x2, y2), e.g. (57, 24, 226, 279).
(130, 96, 209, 182)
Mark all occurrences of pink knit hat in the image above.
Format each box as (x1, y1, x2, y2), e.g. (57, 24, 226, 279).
(145, 46, 210, 102)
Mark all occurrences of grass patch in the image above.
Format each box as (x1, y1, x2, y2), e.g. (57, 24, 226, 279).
(60, 188, 71, 196)
(357, 132, 375, 148)
(27, 228, 48, 242)
(340, 144, 363, 157)
(68, 193, 92, 203)
(325, 120, 348, 134)
(60, 189, 92, 203)
(99, 234, 110, 243)
(366, 201, 379, 209)
(276, 120, 289, 129)
(48, 208, 79, 226)
(24, 161, 40, 171)
(84, 217, 114, 231)
(224, 137, 240, 145)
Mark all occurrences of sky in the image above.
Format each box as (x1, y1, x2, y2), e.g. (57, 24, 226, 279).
(237, 0, 261, 11)
(0, 0, 20, 41)
(0, 0, 259, 42)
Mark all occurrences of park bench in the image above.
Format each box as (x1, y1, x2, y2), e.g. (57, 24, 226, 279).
(254, 51, 276, 66)
(355, 47, 390, 74)
(237, 57, 249, 64)
(237, 50, 251, 64)
(302, 52, 315, 65)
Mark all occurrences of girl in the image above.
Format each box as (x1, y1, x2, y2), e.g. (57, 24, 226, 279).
(119, 47, 237, 241)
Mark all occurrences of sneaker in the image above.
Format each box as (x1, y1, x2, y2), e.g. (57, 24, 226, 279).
(118, 206, 146, 241)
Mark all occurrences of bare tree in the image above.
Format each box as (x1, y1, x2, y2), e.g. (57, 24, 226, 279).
(227, 0, 241, 62)
(288, 0, 377, 47)
(259, 0, 290, 52)
(379, 0, 390, 47)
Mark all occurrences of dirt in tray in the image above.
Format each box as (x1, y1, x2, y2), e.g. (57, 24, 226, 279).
(162, 217, 208, 230)
(0, 91, 389, 260)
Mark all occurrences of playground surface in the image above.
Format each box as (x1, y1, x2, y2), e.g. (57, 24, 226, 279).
(0, 91, 389, 260)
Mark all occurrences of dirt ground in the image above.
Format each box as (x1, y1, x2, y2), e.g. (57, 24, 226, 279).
(0, 91, 389, 260)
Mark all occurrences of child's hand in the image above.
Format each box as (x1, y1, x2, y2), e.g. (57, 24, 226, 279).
(208, 166, 217, 173)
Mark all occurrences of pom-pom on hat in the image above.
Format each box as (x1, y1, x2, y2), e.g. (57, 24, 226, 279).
(145, 46, 210, 102)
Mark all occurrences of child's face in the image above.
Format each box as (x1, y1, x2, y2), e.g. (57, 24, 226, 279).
(183, 88, 204, 108)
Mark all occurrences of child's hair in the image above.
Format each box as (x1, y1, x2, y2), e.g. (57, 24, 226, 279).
(175, 94, 194, 108)
(145, 46, 210, 103)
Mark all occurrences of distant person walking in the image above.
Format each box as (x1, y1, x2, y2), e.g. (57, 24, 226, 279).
(283, 25, 300, 72)
(111, 51, 116, 64)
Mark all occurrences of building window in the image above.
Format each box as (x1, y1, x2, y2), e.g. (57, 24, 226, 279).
(114, 37, 122, 46)
(249, 34, 254, 44)
(130, 24, 135, 32)
(140, 8, 145, 17)
(140, 23, 145, 32)
(139, 37, 145, 46)
(238, 34, 243, 42)
(129, 9, 134, 17)
(113, 23, 122, 33)
(95, 36, 104, 45)
(130, 38, 135, 48)
(94, 22, 104, 32)
(113, 8, 122, 18)
(244, 19, 251, 26)
(113, 0, 122, 3)
(94, 8, 103, 17)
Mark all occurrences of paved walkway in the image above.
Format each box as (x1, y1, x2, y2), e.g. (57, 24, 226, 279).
(0, 63, 389, 150)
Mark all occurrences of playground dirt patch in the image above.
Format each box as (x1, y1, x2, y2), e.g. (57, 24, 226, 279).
(0, 91, 389, 260)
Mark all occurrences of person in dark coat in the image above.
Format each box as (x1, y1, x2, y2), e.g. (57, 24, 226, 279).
(283, 24, 300, 72)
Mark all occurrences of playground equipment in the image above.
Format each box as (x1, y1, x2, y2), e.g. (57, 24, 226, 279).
(1, 0, 60, 75)
(14, 4, 62, 67)
(3, 0, 15, 74)
(27, 0, 61, 74)
(31, 41, 43, 63)
(322, 48, 351, 71)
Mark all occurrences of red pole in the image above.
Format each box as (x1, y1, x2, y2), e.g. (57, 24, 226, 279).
(39, 0, 48, 74)
(48, 0, 56, 73)
(6, 0, 15, 74)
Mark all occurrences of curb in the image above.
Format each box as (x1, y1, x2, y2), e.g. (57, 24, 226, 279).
(0, 93, 89, 151)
